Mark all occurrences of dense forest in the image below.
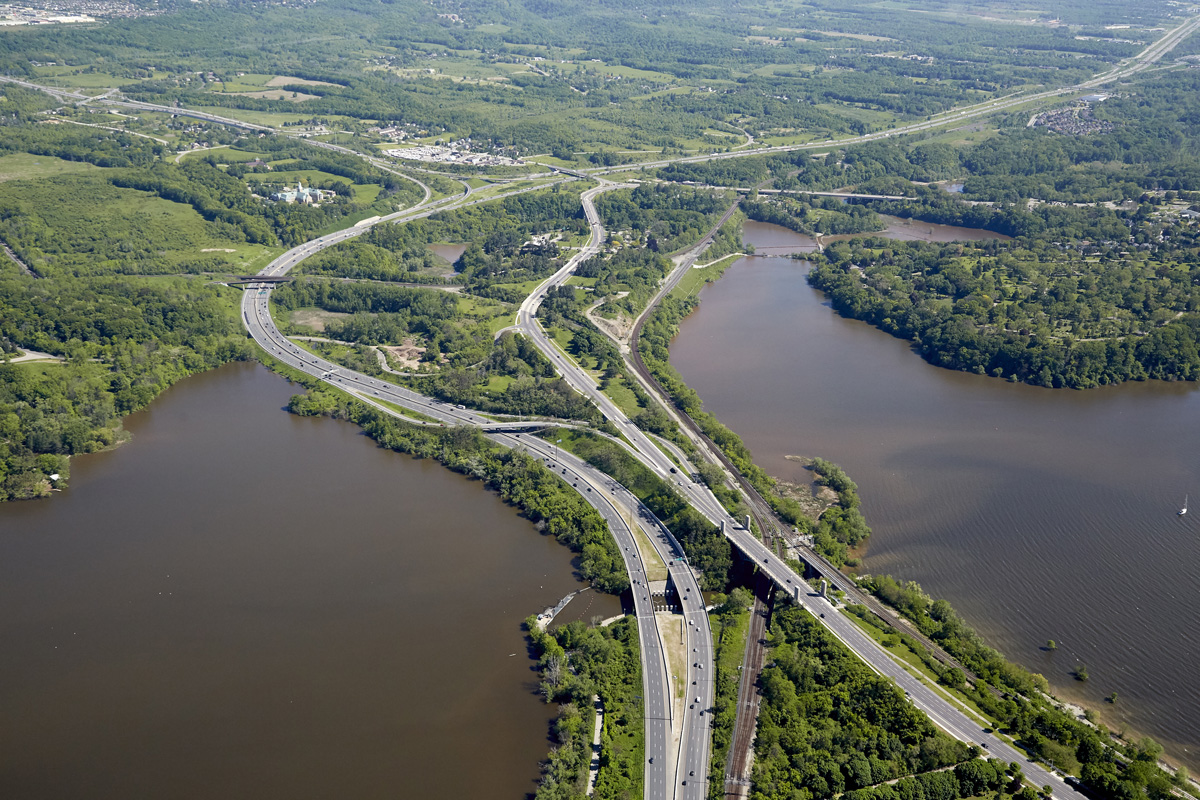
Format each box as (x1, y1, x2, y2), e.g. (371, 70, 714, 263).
(527, 616, 644, 800)
(742, 196, 883, 237)
(593, 184, 736, 256)
(809, 236, 1200, 388)
(0, 271, 249, 500)
(751, 602, 974, 800)
(0, 0, 1175, 156)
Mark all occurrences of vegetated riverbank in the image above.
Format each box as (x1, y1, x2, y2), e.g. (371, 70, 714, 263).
(0, 361, 608, 800)
(805, 185, 1200, 389)
(280, 373, 628, 594)
(0, 274, 254, 501)
(525, 616, 645, 800)
(671, 246, 1200, 774)
(657, 225, 1200, 796)
(269, 356, 644, 796)
(637, 280, 871, 568)
(851, 576, 1196, 799)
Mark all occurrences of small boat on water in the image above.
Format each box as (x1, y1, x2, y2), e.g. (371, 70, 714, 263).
(1180, 495, 1188, 516)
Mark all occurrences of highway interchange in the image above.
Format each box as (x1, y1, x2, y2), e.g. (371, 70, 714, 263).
(240, 174, 1080, 800)
(226, 18, 1200, 791)
(19, 15, 1200, 797)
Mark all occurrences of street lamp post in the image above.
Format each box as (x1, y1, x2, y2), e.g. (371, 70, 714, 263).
(555, 438, 561, 461)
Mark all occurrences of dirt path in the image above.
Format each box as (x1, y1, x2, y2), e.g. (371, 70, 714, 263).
(5, 347, 62, 363)
(1, 238, 37, 277)
(583, 293, 632, 345)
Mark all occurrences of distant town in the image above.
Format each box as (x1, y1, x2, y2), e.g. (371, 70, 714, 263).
(383, 143, 524, 167)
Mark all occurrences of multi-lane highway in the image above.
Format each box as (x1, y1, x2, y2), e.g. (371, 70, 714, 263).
(578, 11, 1200, 178)
(238, 181, 710, 798)
(243, 266, 683, 798)
(23, 14, 1200, 794)
(502, 167, 1089, 800)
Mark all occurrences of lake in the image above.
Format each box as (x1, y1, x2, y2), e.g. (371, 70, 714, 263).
(670, 222, 1200, 768)
(0, 361, 619, 798)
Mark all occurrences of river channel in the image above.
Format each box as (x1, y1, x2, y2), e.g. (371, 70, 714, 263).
(0, 361, 619, 798)
(671, 220, 1200, 768)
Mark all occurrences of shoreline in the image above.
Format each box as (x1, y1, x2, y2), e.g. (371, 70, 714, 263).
(662, 218, 1200, 776)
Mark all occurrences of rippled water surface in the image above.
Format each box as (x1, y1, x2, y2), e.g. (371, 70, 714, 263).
(0, 362, 619, 798)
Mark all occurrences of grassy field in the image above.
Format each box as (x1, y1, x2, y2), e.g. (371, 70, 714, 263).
(601, 374, 642, 419)
(246, 169, 356, 187)
(0, 174, 281, 275)
(455, 293, 513, 334)
(0, 153, 100, 182)
(483, 373, 514, 393)
(188, 106, 314, 128)
(179, 146, 259, 163)
(288, 306, 353, 332)
(486, 277, 549, 298)
(670, 254, 744, 300)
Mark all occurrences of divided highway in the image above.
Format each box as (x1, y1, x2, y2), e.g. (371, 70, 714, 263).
(239, 185, 702, 799)
(240, 161, 1092, 800)
(507, 170, 1091, 800)
(44, 16, 1200, 795)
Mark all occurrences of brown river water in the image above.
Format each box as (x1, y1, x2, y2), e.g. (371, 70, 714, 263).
(672, 221, 1200, 768)
(0, 361, 619, 799)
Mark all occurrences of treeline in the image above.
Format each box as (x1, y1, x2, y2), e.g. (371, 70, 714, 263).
(593, 184, 734, 254)
(0, 173, 240, 277)
(561, 247, 674, 323)
(0, 0, 1162, 158)
(857, 576, 1184, 800)
(706, 589, 755, 795)
(743, 196, 883, 237)
(751, 602, 974, 799)
(810, 239, 1200, 388)
(0, 123, 412, 254)
(0, 122, 166, 167)
(526, 616, 644, 800)
(298, 186, 582, 287)
(287, 387, 629, 592)
(862, 576, 1040, 698)
(658, 141, 978, 194)
(111, 162, 276, 244)
(0, 84, 59, 122)
(0, 273, 250, 500)
(272, 279, 458, 324)
(222, 136, 413, 191)
(273, 279, 600, 420)
(859, 187, 1130, 241)
(114, 157, 399, 249)
(402, 333, 602, 422)
(810, 458, 871, 568)
(297, 240, 446, 283)
(842, 758, 1043, 800)
(636, 297, 876, 562)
